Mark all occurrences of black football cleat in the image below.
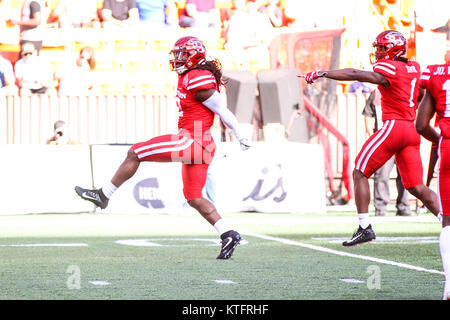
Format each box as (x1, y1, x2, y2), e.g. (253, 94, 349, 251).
(75, 186, 109, 209)
(217, 230, 242, 259)
(342, 224, 376, 247)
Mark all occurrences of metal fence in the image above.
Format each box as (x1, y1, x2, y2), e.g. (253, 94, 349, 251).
(0, 94, 178, 145)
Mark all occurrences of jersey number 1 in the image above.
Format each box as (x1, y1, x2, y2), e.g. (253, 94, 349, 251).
(175, 97, 183, 117)
(444, 79, 450, 117)
(409, 78, 417, 107)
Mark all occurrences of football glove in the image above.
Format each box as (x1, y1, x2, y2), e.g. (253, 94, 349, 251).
(303, 70, 327, 84)
(239, 138, 251, 151)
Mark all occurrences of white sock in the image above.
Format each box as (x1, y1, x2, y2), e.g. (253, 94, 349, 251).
(213, 219, 232, 236)
(358, 213, 370, 229)
(439, 226, 450, 299)
(101, 181, 118, 199)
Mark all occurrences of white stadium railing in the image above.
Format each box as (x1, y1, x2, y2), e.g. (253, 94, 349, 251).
(0, 94, 178, 145)
(0, 92, 432, 180)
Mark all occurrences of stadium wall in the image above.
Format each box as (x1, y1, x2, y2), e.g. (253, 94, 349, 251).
(0, 144, 93, 214)
(0, 142, 326, 215)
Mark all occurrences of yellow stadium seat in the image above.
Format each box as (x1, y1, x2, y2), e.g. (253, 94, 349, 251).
(92, 71, 126, 94)
(39, 48, 69, 72)
(100, 83, 129, 95)
(114, 39, 149, 52)
(132, 71, 176, 95)
(129, 57, 156, 72)
(92, 49, 116, 72)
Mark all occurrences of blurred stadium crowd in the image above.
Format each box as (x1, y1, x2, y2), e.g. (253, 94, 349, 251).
(0, 0, 447, 97)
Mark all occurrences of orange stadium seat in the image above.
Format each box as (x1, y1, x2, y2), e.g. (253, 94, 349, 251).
(0, 43, 20, 64)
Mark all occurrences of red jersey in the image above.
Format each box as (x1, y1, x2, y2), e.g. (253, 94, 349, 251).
(373, 59, 421, 122)
(176, 69, 218, 135)
(419, 64, 450, 138)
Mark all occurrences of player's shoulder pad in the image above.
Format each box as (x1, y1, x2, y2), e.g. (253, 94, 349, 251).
(419, 64, 436, 88)
(185, 68, 214, 79)
(184, 69, 216, 91)
(373, 59, 397, 77)
(420, 64, 438, 81)
(422, 65, 433, 75)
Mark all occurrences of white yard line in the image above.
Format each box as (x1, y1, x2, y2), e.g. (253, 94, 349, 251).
(242, 231, 444, 276)
(89, 281, 111, 286)
(213, 280, 236, 284)
(0, 243, 88, 247)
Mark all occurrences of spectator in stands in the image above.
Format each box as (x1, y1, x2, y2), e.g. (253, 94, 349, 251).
(348, 81, 371, 94)
(257, 0, 283, 28)
(0, 53, 18, 95)
(362, 88, 413, 216)
(179, 0, 221, 29)
(224, 0, 274, 52)
(14, 42, 55, 96)
(101, 0, 140, 28)
(55, 47, 96, 96)
(50, 0, 101, 29)
(135, 0, 178, 27)
(7, 0, 46, 55)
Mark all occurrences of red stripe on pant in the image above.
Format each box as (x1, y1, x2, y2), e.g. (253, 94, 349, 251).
(131, 133, 216, 201)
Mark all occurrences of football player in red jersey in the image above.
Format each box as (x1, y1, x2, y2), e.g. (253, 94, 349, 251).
(416, 54, 450, 299)
(301, 30, 441, 246)
(75, 36, 250, 259)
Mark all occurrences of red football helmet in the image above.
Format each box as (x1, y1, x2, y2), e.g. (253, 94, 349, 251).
(370, 30, 407, 64)
(169, 36, 207, 75)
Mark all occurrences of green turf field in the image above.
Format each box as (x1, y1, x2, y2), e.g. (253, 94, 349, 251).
(0, 207, 445, 300)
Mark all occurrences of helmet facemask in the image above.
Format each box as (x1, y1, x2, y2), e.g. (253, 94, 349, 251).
(169, 49, 189, 75)
(370, 43, 391, 64)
